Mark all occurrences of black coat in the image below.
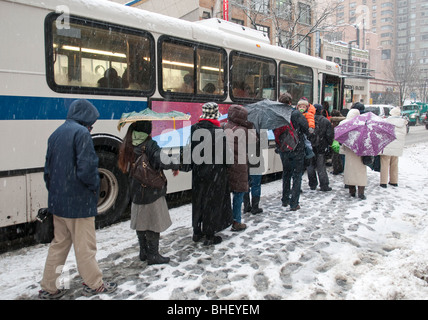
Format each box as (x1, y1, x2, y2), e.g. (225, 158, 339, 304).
(188, 120, 233, 235)
(309, 115, 334, 154)
(290, 108, 310, 155)
(130, 138, 180, 205)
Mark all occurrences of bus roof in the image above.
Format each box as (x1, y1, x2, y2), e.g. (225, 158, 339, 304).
(8, 0, 340, 75)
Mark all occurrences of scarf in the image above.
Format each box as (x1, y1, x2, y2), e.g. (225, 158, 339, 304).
(199, 118, 220, 127)
(132, 131, 149, 146)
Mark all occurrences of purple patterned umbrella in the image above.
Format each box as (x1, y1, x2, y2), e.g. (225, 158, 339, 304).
(334, 112, 396, 156)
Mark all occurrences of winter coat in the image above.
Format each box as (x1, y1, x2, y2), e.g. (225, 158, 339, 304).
(44, 99, 100, 218)
(303, 104, 316, 129)
(130, 137, 180, 205)
(224, 105, 256, 192)
(339, 109, 367, 187)
(309, 114, 334, 154)
(188, 120, 233, 235)
(380, 116, 407, 157)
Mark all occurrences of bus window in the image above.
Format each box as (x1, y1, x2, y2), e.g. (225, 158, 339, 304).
(161, 41, 194, 93)
(46, 15, 155, 95)
(230, 51, 276, 101)
(197, 48, 225, 96)
(279, 62, 313, 105)
(160, 37, 226, 99)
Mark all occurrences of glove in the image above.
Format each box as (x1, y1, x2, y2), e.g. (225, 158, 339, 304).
(331, 140, 340, 153)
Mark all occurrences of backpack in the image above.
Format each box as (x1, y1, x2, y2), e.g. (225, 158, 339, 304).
(273, 122, 299, 152)
(130, 145, 167, 189)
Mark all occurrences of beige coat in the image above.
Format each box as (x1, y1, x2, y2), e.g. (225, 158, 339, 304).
(339, 109, 367, 187)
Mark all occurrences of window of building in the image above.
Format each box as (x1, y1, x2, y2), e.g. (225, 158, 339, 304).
(298, 35, 312, 55)
(381, 49, 391, 60)
(253, 0, 270, 14)
(276, 0, 292, 19)
(298, 2, 311, 25)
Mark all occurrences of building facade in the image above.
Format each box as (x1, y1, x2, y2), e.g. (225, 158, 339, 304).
(321, 0, 428, 105)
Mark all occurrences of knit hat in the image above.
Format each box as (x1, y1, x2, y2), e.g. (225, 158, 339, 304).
(297, 99, 309, 106)
(200, 102, 220, 119)
(390, 107, 401, 117)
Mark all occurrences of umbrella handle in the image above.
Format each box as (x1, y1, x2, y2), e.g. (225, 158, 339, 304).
(173, 117, 176, 130)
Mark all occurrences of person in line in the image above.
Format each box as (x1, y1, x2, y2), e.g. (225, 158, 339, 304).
(224, 104, 256, 231)
(39, 99, 117, 299)
(274, 93, 310, 211)
(339, 108, 367, 200)
(298, 98, 315, 133)
(329, 109, 346, 175)
(307, 104, 334, 191)
(297, 98, 316, 159)
(243, 129, 267, 215)
(118, 121, 180, 265)
(379, 106, 407, 188)
(185, 102, 233, 245)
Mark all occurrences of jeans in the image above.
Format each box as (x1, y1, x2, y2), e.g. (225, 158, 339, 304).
(232, 191, 245, 223)
(247, 174, 262, 197)
(279, 151, 305, 209)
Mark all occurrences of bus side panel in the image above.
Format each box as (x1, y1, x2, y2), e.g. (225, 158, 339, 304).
(0, 176, 28, 227)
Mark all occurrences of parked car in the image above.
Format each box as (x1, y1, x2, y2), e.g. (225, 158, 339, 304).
(364, 104, 394, 118)
(423, 114, 428, 130)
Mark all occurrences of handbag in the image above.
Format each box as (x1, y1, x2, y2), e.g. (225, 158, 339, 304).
(34, 208, 54, 244)
(361, 155, 374, 166)
(130, 145, 167, 189)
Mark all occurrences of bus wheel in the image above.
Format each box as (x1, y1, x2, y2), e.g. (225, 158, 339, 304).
(96, 151, 130, 229)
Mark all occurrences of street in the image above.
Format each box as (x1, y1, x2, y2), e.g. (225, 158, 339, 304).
(405, 124, 428, 146)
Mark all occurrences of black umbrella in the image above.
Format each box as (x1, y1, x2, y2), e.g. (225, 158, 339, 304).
(244, 99, 293, 132)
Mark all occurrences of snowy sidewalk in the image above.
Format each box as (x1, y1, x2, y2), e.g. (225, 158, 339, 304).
(1, 142, 428, 300)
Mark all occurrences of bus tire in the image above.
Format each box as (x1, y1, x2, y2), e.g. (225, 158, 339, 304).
(96, 151, 130, 229)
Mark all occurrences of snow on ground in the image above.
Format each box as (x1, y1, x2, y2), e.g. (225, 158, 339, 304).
(0, 142, 427, 300)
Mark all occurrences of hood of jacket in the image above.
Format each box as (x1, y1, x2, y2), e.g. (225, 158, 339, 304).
(387, 116, 406, 128)
(67, 99, 100, 126)
(227, 104, 249, 127)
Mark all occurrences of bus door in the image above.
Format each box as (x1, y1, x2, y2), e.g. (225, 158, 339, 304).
(321, 74, 342, 113)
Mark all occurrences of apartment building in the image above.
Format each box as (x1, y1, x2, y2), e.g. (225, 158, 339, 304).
(322, 0, 428, 104)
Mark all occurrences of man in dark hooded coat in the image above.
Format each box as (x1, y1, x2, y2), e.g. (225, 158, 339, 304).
(186, 102, 233, 246)
(40, 99, 116, 299)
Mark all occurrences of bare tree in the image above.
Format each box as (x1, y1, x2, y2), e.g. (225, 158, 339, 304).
(387, 54, 420, 106)
(231, 0, 342, 53)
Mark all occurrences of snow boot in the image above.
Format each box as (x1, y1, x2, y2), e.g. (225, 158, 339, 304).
(358, 186, 366, 200)
(243, 193, 252, 213)
(250, 196, 263, 214)
(137, 231, 147, 261)
(203, 234, 222, 246)
(146, 231, 170, 265)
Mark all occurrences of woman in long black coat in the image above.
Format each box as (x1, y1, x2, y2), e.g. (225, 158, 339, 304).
(185, 102, 233, 246)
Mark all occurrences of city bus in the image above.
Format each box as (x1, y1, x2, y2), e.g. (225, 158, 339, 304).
(0, 0, 343, 240)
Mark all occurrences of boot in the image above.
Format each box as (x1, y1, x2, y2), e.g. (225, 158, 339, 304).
(136, 231, 147, 261)
(250, 196, 263, 214)
(349, 186, 356, 197)
(146, 231, 170, 265)
(243, 193, 252, 213)
(358, 186, 366, 200)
